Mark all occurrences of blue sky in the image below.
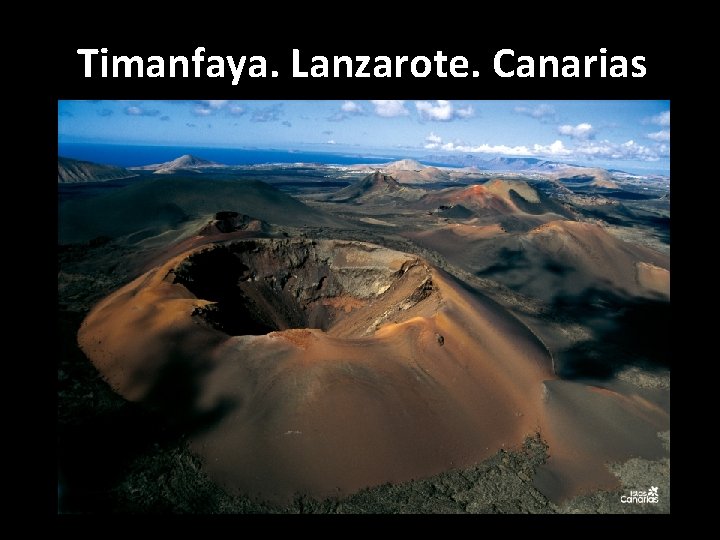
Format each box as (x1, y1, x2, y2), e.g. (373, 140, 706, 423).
(58, 100, 670, 173)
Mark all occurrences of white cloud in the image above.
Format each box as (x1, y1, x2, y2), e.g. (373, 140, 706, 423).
(424, 133, 529, 155)
(327, 139, 336, 144)
(341, 100, 363, 113)
(558, 123, 594, 140)
(371, 100, 409, 117)
(533, 140, 571, 156)
(251, 104, 283, 122)
(415, 100, 474, 121)
(328, 100, 366, 121)
(203, 100, 229, 109)
(189, 100, 245, 116)
(458, 143, 530, 155)
(416, 100, 453, 121)
(425, 132, 442, 144)
(423, 133, 665, 162)
(124, 105, 160, 117)
(456, 105, 474, 118)
(647, 129, 670, 142)
(572, 139, 664, 161)
(514, 104, 556, 120)
(645, 110, 670, 127)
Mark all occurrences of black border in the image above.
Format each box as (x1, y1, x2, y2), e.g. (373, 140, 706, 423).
(49, 16, 681, 526)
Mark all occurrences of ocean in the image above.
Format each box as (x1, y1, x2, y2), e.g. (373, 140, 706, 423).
(57, 143, 432, 168)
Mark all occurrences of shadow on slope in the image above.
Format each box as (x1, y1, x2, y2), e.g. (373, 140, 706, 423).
(550, 288, 671, 380)
(59, 177, 341, 244)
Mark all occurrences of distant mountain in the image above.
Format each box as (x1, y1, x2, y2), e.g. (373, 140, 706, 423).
(58, 157, 134, 183)
(423, 154, 565, 172)
(131, 154, 224, 174)
(384, 159, 426, 171)
(382, 159, 450, 184)
(485, 157, 564, 171)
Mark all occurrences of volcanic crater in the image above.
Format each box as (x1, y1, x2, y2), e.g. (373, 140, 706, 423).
(79, 236, 555, 502)
(172, 238, 437, 338)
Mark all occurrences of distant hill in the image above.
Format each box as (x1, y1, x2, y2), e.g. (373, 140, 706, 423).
(131, 154, 224, 174)
(384, 159, 426, 171)
(483, 178, 540, 203)
(330, 171, 404, 201)
(422, 154, 565, 172)
(419, 184, 515, 215)
(552, 166, 620, 189)
(58, 157, 135, 183)
(420, 179, 543, 212)
(410, 218, 668, 303)
(59, 177, 340, 244)
(382, 159, 450, 184)
(416, 179, 575, 227)
(522, 220, 669, 299)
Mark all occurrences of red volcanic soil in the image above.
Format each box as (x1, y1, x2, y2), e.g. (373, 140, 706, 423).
(421, 184, 517, 214)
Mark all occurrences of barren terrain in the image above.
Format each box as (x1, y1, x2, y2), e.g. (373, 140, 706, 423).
(58, 159, 670, 513)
